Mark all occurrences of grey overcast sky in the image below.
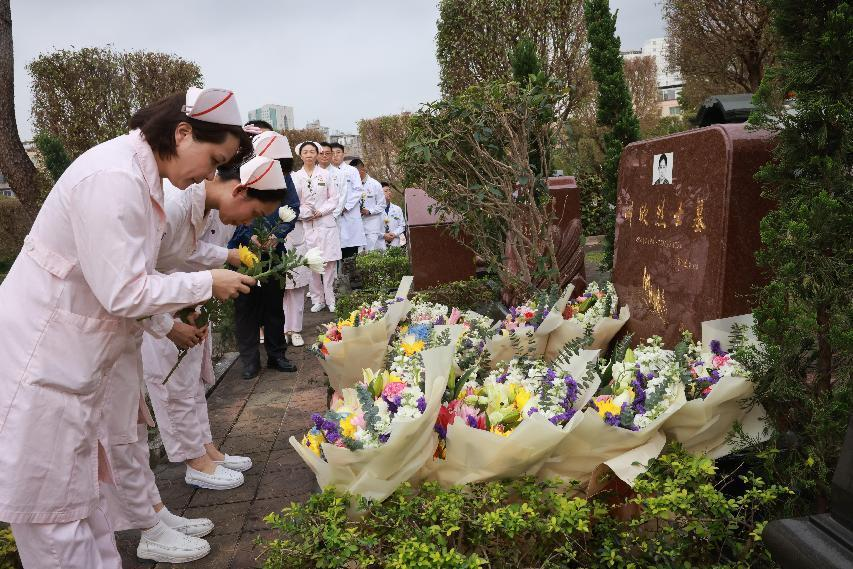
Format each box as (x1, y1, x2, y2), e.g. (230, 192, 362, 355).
(10, 0, 664, 140)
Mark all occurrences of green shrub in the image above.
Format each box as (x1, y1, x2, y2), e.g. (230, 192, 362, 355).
(258, 447, 788, 568)
(411, 278, 498, 314)
(334, 289, 384, 320)
(206, 298, 236, 358)
(0, 528, 21, 569)
(354, 248, 411, 292)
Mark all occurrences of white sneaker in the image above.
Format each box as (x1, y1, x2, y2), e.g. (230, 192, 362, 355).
(213, 453, 253, 472)
(137, 521, 210, 563)
(157, 507, 214, 538)
(185, 464, 244, 490)
(328, 303, 336, 313)
(310, 302, 327, 313)
(290, 333, 305, 347)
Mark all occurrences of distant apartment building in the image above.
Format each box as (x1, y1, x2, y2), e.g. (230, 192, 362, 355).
(329, 132, 363, 159)
(247, 104, 295, 131)
(305, 119, 330, 139)
(622, 37, 684, 117)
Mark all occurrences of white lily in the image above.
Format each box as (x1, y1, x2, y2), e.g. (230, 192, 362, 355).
(278, 205, 297, 223)
(304, 247, 325, 273)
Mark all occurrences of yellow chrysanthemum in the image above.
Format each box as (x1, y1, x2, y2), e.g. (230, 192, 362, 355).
(238, 245, 259, 269)
(491, 424, 511, 437)
(340, 415, 357, 438)
(594, 396, 621, 418)
(301, 431, 325, 456)
(514, 387, 532, 410)
(401, 339, 425, 356)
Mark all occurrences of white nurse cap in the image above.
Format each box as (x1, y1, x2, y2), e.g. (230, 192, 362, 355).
(294, 141, 321, 156)
(253, 131, 293, 160)
(182, 87, 243, 126)
(239, 156, 286, 191)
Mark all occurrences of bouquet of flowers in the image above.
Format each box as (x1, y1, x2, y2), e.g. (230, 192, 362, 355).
(544, 282, 630, 360)
(423, 346, 601, 487)
(310, 284, 413, 392)
(291, 343, 455, 501)
(539, 336, 686, 489)
(663, 315, 768, 458)
(485, 287, 575, 366)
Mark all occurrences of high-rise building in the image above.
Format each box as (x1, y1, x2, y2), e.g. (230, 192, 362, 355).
(305, 119, 330, 139)
(622, 37, 684, 117)
(247, 104, 295, 131)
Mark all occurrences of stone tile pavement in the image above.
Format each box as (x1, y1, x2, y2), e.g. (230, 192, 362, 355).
(117, 307, 332, 569)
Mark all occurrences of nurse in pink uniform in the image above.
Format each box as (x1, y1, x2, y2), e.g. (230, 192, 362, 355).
(0, 87, 255, 569)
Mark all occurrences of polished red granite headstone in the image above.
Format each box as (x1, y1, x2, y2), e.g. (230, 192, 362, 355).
(612, 123, 774, 344)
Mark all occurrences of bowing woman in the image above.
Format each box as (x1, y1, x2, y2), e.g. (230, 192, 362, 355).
(0, 87, 256, 569)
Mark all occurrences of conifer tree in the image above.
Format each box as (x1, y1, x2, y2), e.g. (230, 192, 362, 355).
(583, 0, 640, 269)
(749, 0, 852, 511)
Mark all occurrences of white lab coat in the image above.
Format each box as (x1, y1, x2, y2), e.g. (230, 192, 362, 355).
(0, 130, 212, 524)
(291, 166, 341, 262)
(361, 175, 386, 250)
(385, 202, 407, 247)
(336, 163, 366, 248)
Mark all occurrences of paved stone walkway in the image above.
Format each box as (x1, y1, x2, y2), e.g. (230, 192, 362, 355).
(117, 308, 330, 569)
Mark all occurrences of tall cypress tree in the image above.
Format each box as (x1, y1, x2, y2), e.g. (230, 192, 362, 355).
(749, 0, 852, 511)
(583, 0, 640, 269)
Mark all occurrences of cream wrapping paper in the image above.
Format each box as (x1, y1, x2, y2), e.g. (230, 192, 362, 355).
(423, 349, 602, 486)
(291, 344, 453, 502)
(544, 306, 631, 360)
(664, 314, 768, 459)
(539, 384, 686, 488)
(318, 277, 414, 392)
(485, 286, 576, 367)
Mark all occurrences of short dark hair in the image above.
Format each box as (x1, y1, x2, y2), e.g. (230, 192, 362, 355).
(245, 119, 274, 130)
(129, 93, 252, 162)
(246, 187, 286, 203)
(329, 142, 344, 151)
(380, 181, 395, 189)
(319, 141, 332, 149)
(217, 165, 240, 182)
(276, 157, 294, 173)
(658, 153, 668, 166)
(349, 158, 364, 168)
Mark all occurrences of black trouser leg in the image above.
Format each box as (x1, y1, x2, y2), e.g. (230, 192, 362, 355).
(234, 287, 262, 368)
(341, 246, 359, 259)
(260, 278, 287, 362)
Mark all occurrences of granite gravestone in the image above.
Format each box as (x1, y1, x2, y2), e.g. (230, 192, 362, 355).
(405, 188, 477, 291)
(612, 123, 774, 345)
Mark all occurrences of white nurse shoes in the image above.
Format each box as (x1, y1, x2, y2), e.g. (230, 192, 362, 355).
(137, 521, 210, 563)
(214, 453, 253, 472)
(290, 332, 305, 347)
(310, 302, 327, 313)
(157, 506, 214, 538)
(185, 464, 244, 490)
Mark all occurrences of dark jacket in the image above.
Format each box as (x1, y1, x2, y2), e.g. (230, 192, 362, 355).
(228, 173, 300, 253)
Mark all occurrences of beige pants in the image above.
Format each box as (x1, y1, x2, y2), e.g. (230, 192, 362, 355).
(146, 373, 213, 463)
(103, 423, 161, 531)
(11, 486, 121, 569)
(309, 261, 337, 308)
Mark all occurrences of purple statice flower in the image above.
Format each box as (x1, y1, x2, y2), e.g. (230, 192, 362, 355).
(563, 375, 578, 402)
(434, 424, 447, 439)
(546, 368, 557, 384)
(603, 412, 620, 427)
(549, 409, 577, 425)
(417, 396, 426, 413)
(435, 315, 446, 325)
(709, 369, 721, 382)
(509, 306, 518, 318)
(630, 379, 646, 407)
(312, 413, 325, 430)
(495, 372, 509, 384)
(378, 433, 390, 443)
(466, 415, 478, 428)
(527, 407, 539, 416)
(384, 399, 399, 414)
(710, 340, 726, 356)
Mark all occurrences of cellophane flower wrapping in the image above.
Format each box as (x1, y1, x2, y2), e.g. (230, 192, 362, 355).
(290, 343, 454, 502)
(663, 315, 768, 459)
(544, 282, 630, 359)
(485, 286, 576, 367)
(539, 337, 686, 489)
(312, 277, 413, 392)
(422, 349, 601, 487)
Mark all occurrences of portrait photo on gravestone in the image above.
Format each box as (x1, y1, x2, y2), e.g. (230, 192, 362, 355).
(652, 152, 673, 185)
